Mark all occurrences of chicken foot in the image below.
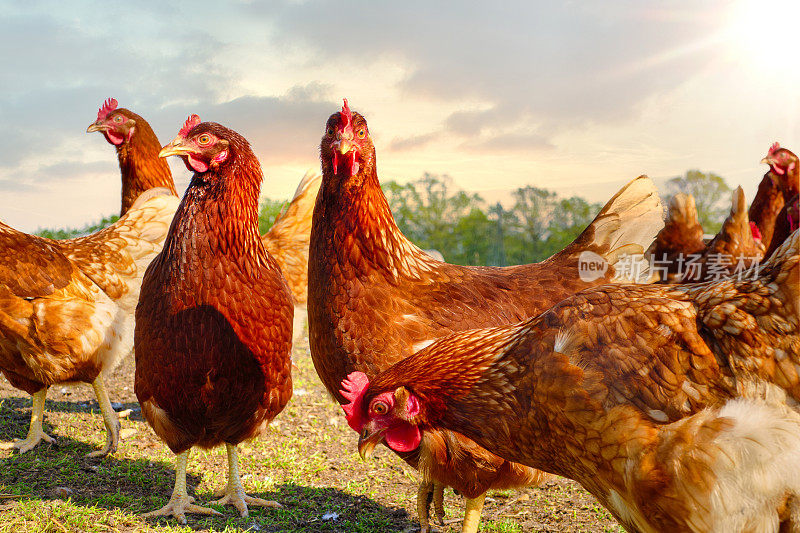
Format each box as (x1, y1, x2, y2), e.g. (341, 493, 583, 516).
(86, 377, 120, 458)
(211, 443, 281, 517)
(0, 388, 55, 453)
(417, 481, 446, 532)
(141, 450, 222, 525)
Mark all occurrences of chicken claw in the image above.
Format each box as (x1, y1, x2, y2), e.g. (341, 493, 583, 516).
(0, 388, 55, 453)
(141, 494, 221, 525)
(211, 444, 281, 517)
(141, 450, 221, 524)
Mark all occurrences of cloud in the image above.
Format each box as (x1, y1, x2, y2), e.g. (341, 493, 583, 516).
(470, 132, 554, 153)
(388, 132, 441, 152)
(257, 1, 729, 135)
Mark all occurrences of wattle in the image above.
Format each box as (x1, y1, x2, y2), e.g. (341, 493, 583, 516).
(106, 131, 124, 145)
(385, 423, 421, 452)
(333, 150, 359, 177)
(188, 155, 209, 173)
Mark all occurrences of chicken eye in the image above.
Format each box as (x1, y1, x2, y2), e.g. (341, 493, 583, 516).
(113, 115, 123, 123)
(326, 127, 335, 136)
(357, 129, 366, 139)
(371, 401, 389, 415)
(197, 134, 212, 146)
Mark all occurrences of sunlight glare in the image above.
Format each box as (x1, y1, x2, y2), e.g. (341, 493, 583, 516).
(730, 0, 800, 75)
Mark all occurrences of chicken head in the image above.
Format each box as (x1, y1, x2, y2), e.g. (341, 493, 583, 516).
(341, 371, 422, 458)
(159, 115, 231, 174)
(86, 97, 137, 145)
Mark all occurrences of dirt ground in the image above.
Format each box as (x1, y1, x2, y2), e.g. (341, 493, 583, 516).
(0, 333, 622, 532)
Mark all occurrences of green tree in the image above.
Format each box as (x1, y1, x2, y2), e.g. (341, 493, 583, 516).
(664, 170, 732, 234)
(545, 196, 602, 256)
(383, 173, 494, 265)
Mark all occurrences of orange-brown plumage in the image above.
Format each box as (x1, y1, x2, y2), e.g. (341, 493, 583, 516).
(0, 190, 179, 455)
(134, 118, 292, 521)
(87, 98, 178, 215)
(309, 101, 663, 531)
(761, 144, 800, 258)
(354, 230, 800, 532)
(135, 120, 292, 452)
(650, 193, 706, 282)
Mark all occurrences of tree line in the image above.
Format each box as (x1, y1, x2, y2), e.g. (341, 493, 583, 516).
(35, 170, 731, 267)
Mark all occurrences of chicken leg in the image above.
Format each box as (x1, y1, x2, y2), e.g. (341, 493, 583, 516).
(86, 376, 121, 457)
(211, 443, 282, 517)
(417, 480, 447, 532)
(0, 387, 55, 453)
(461, 493, 486, 533)
(141, 450, 221, 524)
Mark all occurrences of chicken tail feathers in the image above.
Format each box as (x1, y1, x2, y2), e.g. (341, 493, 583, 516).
(272, 172, 321, 229)
(548, 175, 664, 283)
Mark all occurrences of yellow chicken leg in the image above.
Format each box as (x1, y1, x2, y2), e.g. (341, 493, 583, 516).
(141, 450, 221, 525)
(461, 493, 486, 533)
(86, 377, 121, 458)
(1, 388, 55, 453)
(211, 443, 281, 517)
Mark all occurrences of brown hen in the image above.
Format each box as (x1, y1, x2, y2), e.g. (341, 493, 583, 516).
(309, 100, 664, 532)
(135, 115, 293, 524)
(0, 98, 180, 456)
(87, 97, 178, 215)
(0, 190, 178, 456)
(350, 230, 800, 532)
(762, 143, 800, 257)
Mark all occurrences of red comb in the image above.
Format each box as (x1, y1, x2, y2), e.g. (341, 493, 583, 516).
(768, 142, 780, 156)
(749, 221, 762, 241)
(179, 114, 202, 137)
(340, 98, 354, 134)
(97, 98, 118, 120)
(340, 371, 370, 431)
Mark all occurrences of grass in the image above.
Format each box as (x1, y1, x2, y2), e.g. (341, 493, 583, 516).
(0, 338, 623, 532)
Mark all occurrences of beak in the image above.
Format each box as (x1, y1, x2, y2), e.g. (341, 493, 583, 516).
(335, 138, 353, 155)
(760, 157, 771, 166)
(86, 122, 105, 133)
(159, 136, 192, 158)
(357, 426, 385, 460)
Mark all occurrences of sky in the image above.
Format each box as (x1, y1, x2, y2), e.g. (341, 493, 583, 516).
(1, 0, 798, 232)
